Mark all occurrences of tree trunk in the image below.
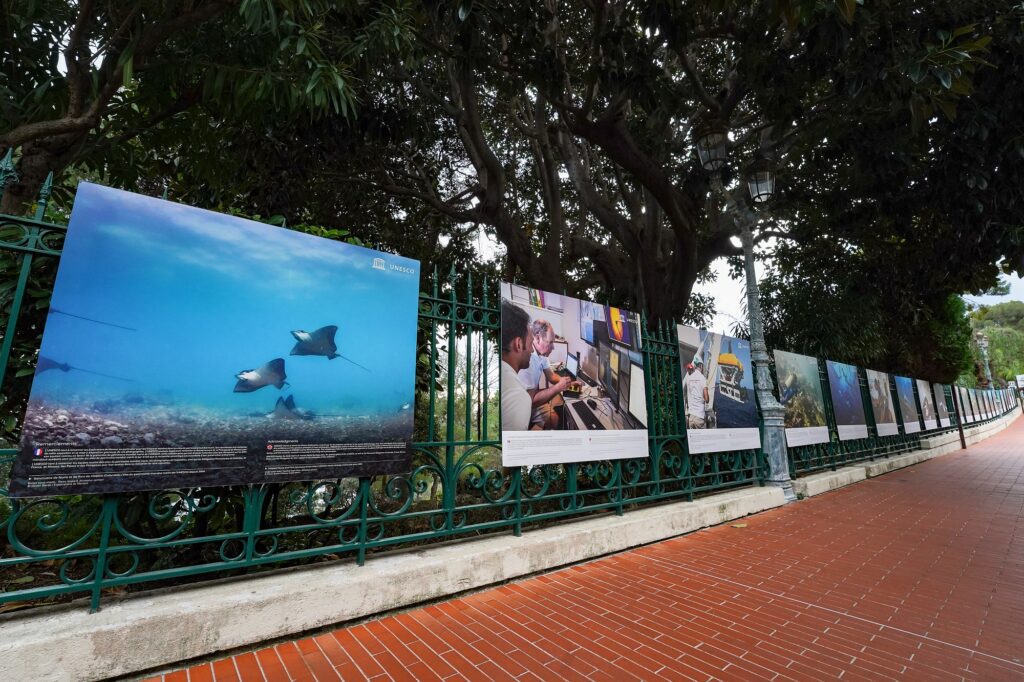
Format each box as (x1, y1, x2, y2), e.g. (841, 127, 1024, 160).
(0, 138, 78, 215)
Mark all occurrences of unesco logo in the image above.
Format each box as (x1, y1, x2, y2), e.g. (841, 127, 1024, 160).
(372, 256, 414, 275)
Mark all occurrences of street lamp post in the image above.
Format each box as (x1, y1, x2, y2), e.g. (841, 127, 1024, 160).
(695, 129, 796, 502)
(976, 333, 993, 387)
(738, 210, 796, 501)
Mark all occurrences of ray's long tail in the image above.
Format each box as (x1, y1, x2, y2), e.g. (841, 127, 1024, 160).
(336, 354, 371, 372)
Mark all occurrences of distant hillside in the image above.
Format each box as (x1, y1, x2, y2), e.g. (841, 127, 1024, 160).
(967, 301, 1024, 385)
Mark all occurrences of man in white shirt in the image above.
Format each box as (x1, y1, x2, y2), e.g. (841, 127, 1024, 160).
(684, 361, 710, 429)
(501, 300, 534, 431)
(518, 319, 571, 428)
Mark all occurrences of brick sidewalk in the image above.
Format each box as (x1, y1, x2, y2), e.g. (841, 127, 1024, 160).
(147, 419, 1024, 681)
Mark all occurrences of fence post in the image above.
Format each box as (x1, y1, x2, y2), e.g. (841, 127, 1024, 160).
(242, 485, 265, 563)
(356, 478, 370, 565)
(952, 386, 967, 449)
(444, 266, 458, 534)
(481, 276, 490, 439)
(89, 495, 118, 613)
(0, 172, 51, 391)
(0, 148, 17, 204)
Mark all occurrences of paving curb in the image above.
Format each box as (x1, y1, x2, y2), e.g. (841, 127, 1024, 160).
(793, 410, 1020, 499)
(1, 484, 785, 681)
(5, 410, 1017, 680)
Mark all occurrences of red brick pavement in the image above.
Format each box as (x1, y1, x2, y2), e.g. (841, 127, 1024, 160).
(146, 418, 1024, 681)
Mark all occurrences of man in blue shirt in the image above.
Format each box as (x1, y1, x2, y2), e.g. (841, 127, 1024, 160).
(518, 319, 571, 429)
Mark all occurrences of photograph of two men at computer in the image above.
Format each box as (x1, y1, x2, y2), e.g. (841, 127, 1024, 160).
(499, 284, 648, 441)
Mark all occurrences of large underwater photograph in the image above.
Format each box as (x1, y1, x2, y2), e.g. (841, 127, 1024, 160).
(773, 349, 829, 447)
(12, 183, 420, 496)
(894, 375, 921, 433)
(825, 360, 868, 441)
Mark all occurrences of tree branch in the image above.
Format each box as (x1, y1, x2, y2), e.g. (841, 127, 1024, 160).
(63, 0, 95, 117)
(3, 1, 234, 151)
(530, 95, 564, 271)
(557, 127, 638, 252)
(681, 50, 720, 112)
(565, 111, 700, 245)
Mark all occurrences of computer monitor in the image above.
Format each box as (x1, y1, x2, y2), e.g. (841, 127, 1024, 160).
(580, 314, 594, 345)
(628, 362, 647, 427)
(580, 346, 598, 383)
(604, 305, 633, 347)
(550, 339, 568, 367)
(609, 348, 619, 394)
(598, 340, 617, 403)
(566, 352, 579, 379)
(618, 353, 631, 415)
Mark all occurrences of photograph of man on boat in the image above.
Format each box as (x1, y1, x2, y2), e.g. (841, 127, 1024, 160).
(677, 325, 760, 454)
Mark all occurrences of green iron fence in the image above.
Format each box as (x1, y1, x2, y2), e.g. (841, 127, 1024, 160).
(0, 177, 1012, 613)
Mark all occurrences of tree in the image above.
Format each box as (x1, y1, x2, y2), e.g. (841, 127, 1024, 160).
(0, 0, 415, 212)
(4, 1, 1021, 378)
(972, 300, 1024, 331)
(756, 2, 1024, 379)
(347, 1, 847, 322)
(983, 326, 1024, 382)
(968, 300, 1024, 384)
(144, 1, 1014, 331)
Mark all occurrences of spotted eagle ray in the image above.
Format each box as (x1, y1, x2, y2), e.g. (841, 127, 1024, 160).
(37, 356, 72, 374)
(234, 358, 287, 392)
(290, 326, 370, 372)
(36, 355, 133, 381)
(269, 395, 312, 420)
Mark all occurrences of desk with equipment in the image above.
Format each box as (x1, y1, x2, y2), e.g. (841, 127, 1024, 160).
(547, 340, 647, 431)
(500, 284, 649, 466)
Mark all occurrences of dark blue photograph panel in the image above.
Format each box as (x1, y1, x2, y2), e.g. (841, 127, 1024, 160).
(826, 360, 867, 427)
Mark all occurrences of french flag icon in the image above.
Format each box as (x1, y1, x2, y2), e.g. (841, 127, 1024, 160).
(33, 447, 44, 457)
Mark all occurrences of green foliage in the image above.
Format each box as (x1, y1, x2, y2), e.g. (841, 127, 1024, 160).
(0, 251, 58, 447)
(0, 0, 420, 212)
(969, 300, 1024, 383)
(758, 3, 1024, 381)
(923, 295, 976, 381)
(761, 242, 975, 382)
(972, 300, 1024, 330)
(982, 278, 1012, 296)
(984, 326, 1024, 381)
(3, 0, 1022, 380)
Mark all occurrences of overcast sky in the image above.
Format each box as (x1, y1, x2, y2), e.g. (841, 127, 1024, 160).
(695, 258, 1024, 336)
(693, 248, 765, 336)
